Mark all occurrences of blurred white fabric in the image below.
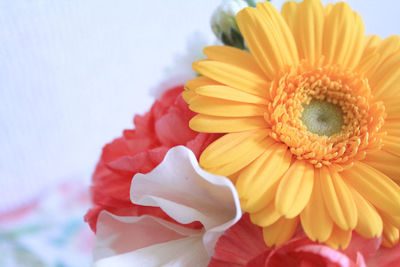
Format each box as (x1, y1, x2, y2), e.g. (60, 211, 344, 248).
(0, 0, 398, 213)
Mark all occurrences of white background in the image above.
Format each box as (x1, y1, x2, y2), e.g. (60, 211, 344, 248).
(0, 0, 399, 212)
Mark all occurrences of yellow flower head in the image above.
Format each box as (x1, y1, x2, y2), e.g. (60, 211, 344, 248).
(183, 0, 400, 249)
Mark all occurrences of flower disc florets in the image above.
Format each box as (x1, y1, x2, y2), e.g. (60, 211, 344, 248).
(266, 63, 386, 170)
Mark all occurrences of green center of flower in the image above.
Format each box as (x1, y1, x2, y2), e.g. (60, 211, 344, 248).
(301, 99, 344, 137)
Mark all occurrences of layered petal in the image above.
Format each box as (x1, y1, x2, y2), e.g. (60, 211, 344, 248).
(203, 46, 265, 77)
(326, 225, 352, 250)
(275, 160, 314, 218)
(322, 2, 365, 70)
(236, 2, 298, 80)
(281, 1, 298, 32)
(189, 114, 267, 133)
(195, 85, 266, 104)
(366, 35, 400, 78)
(369, 51, 400, 101)
(342, 162, 400, 217)
(250, 201, 282, 227)
(193, 59, 269, 97)
(348, 185, 383, 239)
(199, 130, 271, 177)
(382, 220, 400, 248)
(284, 0, 325, 64)
(300, 169, 333, 242)
(189, 96, 266, 117)
(320, 168, 358, 230)
(262, 216, 299, 247)
(383, 135, 400, 157)
(363, 149, 400, 183)
(236, 143, 292, 213)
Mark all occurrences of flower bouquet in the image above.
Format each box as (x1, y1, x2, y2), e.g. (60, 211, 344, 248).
(85, 0, 400, 266)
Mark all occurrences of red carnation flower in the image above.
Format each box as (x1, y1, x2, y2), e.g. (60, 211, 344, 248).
(85, 86, 218, 232)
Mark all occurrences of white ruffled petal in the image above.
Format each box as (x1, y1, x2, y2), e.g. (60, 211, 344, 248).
(131, 146, 241, 230)
(130, 146, 242, 254)
(93, 211, 201, 261)
(94, 235, 208, 267)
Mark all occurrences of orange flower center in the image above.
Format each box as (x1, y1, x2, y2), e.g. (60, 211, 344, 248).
(266, 64, 386, 171)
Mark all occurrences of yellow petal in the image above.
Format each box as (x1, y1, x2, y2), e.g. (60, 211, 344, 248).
(228, 171, 240, 184)
(356, 52, 379, 74)
(320, 168, 358, 230)
(384, 120, 400, 137)
(357, 35, 382, 73)
(322, 2, 365, 70)
(193, 60, 268, 98)
(348, 184, 383, 238)
(366, 35, 400, 77)
(300, 170, 334, 242)
(384, 135, 400, 157)
(184, 76, 219, 104)
(250, 201, 281, 227)
(195, 85, 267, 104)
(342, 11, 365, 70)
(236, 143, 292, 212)
(366, 36, 400, 101)
(362, 35, 383, 56)
(237, 3, 298, 80)
(275, 160, 314, 218)
(203, 46, 265, 77)
(343, 162, 400, 216)
(326, 226, 352, 250)
(200, 130, 270, 168)
(189, 96, 266, 117)
(382, 220, 399, 248)
(325, 3, 333, 14)
(182, 89, 197, 104)
(369, 52, 400, 101)
(185, 76, 219, 91)
(262, 217, 299, 247)
(363, 149, 400, 183)
(292, 0, 324, 64)
(189, 114, 267, 133)
(257, 2, 299, 65)
(380, 211, 400, 232)
(205, 137, 272, 177)
(241, 173, 280, 214)
(386, 103, 400, 119)
(281, 1, 298, 32)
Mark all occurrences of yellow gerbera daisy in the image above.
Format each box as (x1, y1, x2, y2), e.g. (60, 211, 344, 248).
(183, 0, 400, 249)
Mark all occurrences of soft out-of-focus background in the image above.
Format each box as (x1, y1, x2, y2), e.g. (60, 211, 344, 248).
(0, 0, 398, 266)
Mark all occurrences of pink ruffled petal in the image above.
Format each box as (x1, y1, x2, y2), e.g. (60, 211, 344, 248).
(342, 232, 381, 263)
(294, 245, 357, 267)
(367, 242, 400, 267)
(265, 238, 314, 267)
(208, 214, 270, 267)
(155, 108, 197, 147)
(356, 252, 367, 267)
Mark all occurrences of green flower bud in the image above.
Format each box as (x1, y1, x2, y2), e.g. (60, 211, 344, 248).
(211, 0, 249, 49)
